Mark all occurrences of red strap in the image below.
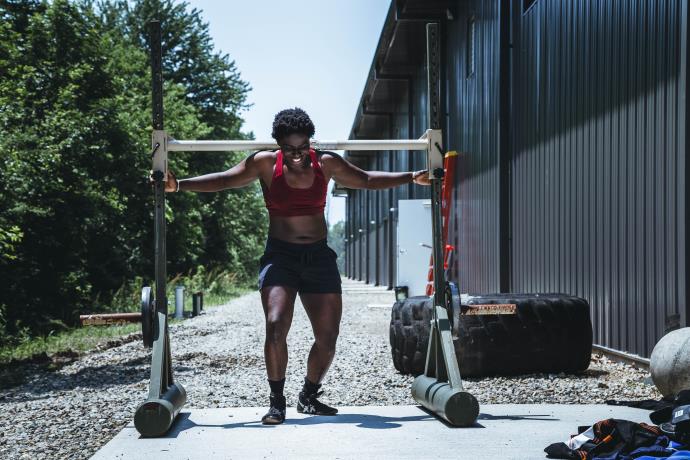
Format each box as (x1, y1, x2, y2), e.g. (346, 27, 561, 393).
(274, 150, 284, 178)
(309, 149, 321, 172)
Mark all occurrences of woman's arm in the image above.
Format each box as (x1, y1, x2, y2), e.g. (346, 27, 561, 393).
(322, 152, 430, 190)
(171, 151, 269, 193)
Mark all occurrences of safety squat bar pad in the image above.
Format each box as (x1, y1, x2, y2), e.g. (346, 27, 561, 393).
(142, 18, 472, 432)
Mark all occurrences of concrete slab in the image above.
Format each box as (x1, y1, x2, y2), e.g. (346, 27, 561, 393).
(92, 404, 653, 460)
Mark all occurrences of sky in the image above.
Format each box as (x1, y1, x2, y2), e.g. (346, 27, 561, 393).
(185, 0, 392, 225)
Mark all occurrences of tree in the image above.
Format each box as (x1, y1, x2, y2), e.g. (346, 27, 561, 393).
(98, 0, 267, 280)
(0, 0, 266, 342)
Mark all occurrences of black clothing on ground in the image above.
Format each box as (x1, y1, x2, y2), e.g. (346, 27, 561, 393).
(651, 390, 690, 445)
(606, 398, 674, 412)
(544, 418, 662, 459)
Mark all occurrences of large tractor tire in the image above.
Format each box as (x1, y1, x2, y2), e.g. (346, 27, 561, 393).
(389, 293, 592, 377)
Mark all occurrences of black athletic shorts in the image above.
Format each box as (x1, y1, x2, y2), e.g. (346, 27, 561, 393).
(257, 236, 342, 294)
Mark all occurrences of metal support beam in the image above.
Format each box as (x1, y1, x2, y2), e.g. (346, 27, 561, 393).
(394, 0, 451, 22)
(373, 68, 413, 81)
(498, 0, 514, 293)
(678, 2, 690, 327)
(362, 100, 395, 118)
(411, 22, 479, 427)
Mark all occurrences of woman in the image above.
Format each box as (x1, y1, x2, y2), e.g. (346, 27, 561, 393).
(163, 107, 429, 424)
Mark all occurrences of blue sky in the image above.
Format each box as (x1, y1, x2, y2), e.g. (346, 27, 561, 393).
(185, 0, 392, 224)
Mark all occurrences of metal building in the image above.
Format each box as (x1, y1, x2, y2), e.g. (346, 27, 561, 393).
(340, 0, 689, 359)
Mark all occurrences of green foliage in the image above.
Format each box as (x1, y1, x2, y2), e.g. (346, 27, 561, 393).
(107, 265, 245, 314)
(0, 323, 141, 365)
(0, 226, 22, 262)
(0, 266, 246, 365)
(0, 0, 267, 346)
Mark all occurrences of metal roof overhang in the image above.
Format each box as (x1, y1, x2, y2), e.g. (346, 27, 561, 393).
(341, 0, 455, 181)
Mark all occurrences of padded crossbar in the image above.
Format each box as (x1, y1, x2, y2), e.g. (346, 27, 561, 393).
(166, 138, 429, 152)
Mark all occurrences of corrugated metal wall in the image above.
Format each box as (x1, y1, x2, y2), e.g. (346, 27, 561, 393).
(344, 0, 688, 358)
(345, 1, 503, 293)
(512, 0, 688, 357)
(446, 0, 503, 293)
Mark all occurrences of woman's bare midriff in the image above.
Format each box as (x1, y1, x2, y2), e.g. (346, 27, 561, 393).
(268, 214, 328, 243)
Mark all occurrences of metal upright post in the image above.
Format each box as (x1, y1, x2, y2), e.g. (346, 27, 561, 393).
(134, 19, 187, 437)
(410, 22, 479, 427)
(427, 22, 446, 328)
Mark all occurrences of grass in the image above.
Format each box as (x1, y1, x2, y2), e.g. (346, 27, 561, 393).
(0, 267, 251, 366)
(0, 323, 143, 363)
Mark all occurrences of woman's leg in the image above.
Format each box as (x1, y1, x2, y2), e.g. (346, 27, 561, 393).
(295, 292, 342, 415)
(261, 285, 297, 380)
(299, 292, 343, 384)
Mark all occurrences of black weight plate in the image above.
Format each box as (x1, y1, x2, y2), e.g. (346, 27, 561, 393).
(141, 286, 154, 348)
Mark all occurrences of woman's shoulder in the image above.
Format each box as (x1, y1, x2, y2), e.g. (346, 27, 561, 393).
(315, 150, 345, 177)
(253, 150, 278, 160)
(315, 150, 343, 162)
(246, 150, 278, 174)
(250, 150, 279, 164)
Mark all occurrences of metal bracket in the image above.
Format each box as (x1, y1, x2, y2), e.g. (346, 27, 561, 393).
(151, 130, 168, 174)
(420, 129, 444, 178)
(425, 305, 462, 388)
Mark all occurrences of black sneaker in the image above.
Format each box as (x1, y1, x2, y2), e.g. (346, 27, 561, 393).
(261, 393, 286, 425)
(296, 390, 338, 415)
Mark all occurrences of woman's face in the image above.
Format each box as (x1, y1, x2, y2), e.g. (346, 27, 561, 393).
(279, 133, 311, 167)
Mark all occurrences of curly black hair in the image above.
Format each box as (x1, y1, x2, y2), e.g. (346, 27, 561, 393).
(271, 107, 315, 141)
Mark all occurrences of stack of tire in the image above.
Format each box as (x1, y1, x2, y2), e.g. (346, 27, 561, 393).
(390, 293, 593, 377)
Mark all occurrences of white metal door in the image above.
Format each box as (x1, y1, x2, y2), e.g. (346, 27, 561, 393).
(396, 199, 432, 297)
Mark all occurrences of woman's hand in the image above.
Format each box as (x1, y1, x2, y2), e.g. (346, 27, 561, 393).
(165, 170, 178, 192)
(149, 170, 179, 193)
(412, 169, 431, 186)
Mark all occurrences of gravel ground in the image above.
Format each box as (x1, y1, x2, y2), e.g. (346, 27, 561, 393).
(0, 279, 661, 459)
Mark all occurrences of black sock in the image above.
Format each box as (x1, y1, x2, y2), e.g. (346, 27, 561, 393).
(268, 378, 285, 396)
(302, 377, 321, 396)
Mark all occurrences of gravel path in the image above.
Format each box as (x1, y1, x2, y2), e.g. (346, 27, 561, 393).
(0, 279, 661, 459)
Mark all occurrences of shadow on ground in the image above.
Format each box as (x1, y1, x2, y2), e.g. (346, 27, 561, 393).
(0, 355, 150, 401)
(137, 407, 561, 440)
(142, 411, 437, 438)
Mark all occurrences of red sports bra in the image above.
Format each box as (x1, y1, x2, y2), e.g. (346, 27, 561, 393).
(261, 149, 327, 217)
